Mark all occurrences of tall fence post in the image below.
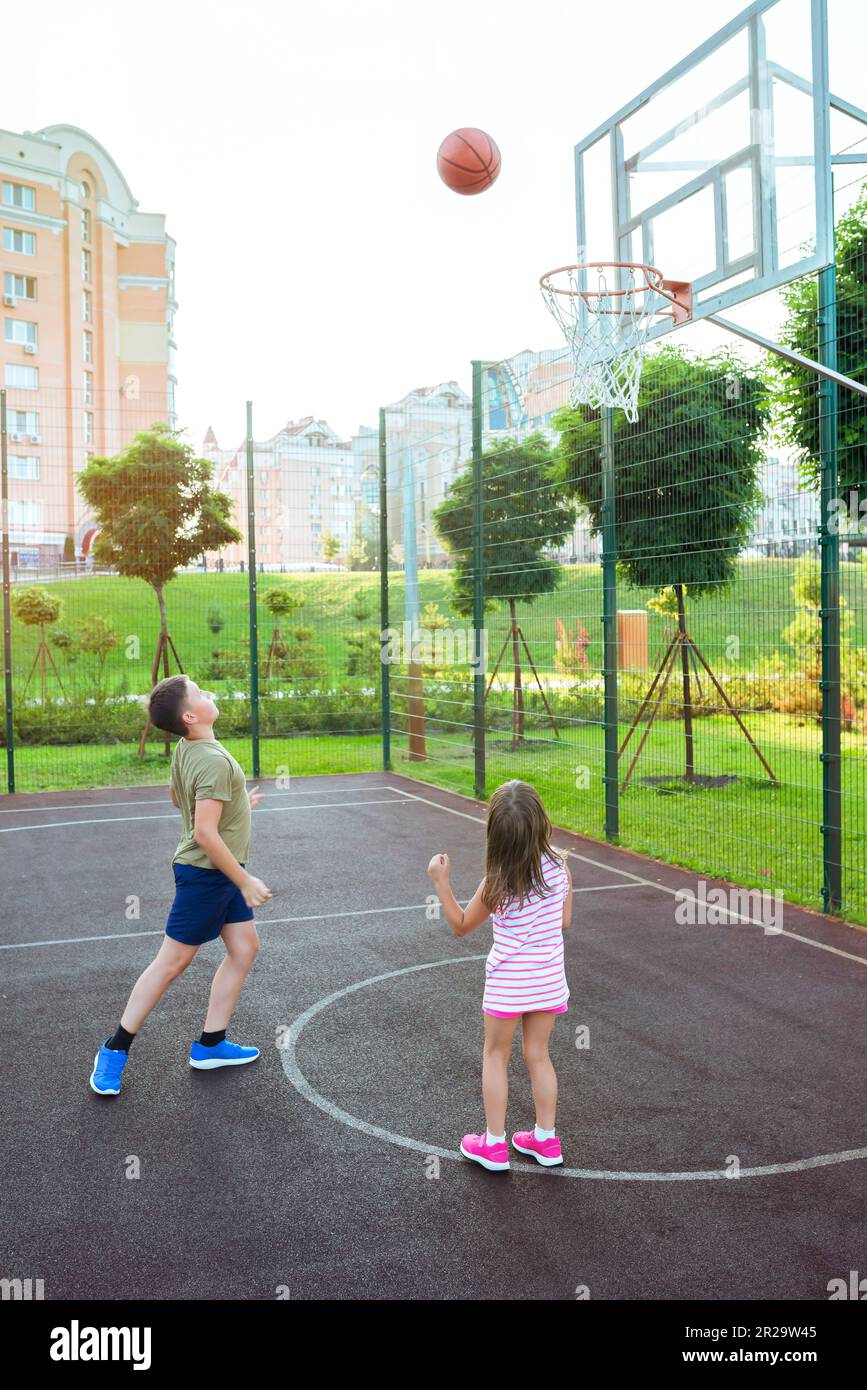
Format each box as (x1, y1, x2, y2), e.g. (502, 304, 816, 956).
(600, 405, 619, 840)
(1, 390, 14, 794)
(818, 264, 842, 913)
(245, 401, 260, 780)
(378, 407, 391, 771)
(471, 360, 486, 800)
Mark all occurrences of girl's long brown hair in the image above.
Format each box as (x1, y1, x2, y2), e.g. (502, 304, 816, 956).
(482, 779, 562, 913)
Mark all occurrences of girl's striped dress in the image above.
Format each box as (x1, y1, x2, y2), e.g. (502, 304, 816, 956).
(482, 850, 570, 1017)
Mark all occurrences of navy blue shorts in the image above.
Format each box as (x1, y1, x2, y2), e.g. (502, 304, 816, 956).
(165, 862, 254, 945)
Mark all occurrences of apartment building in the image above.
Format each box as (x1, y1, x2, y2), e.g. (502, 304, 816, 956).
(0, 123, 174, 567)
(202, 417, 358, 569)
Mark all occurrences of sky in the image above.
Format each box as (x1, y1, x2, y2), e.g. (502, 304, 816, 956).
(6, 0, 866, 448)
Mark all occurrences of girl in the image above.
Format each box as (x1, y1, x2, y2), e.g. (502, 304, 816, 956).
(427, 779, 573, 1172)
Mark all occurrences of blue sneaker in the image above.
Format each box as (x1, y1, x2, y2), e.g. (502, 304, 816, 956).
(189, 1039, 260, 1070)
(90, 1041, 128, 1095)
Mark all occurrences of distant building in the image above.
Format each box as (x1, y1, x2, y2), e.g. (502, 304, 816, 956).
(482, 346, 600, 563)
(747, 448, 820, 557)
(202, 416, 357, 569)
(0, 123, 175, 568)
(383, 380, 473, 565)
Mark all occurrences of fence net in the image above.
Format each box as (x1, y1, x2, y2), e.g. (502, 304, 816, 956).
(0, 391, 385, 792)
(2, 146, 866, 926)
(382, 141, 867, 926)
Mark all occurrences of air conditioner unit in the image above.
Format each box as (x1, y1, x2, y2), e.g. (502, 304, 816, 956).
(3, 294, 15, 306)
(29, 433, 41, 444)
(10, 432, 22, 442)
(23, 342, 37, 354)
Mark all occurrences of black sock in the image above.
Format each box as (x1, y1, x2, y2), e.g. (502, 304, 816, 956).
(106, 1025, 135, 1053)
(199, 1029, 226, 1047)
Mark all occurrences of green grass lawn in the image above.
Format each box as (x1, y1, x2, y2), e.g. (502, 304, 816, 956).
(387, 712, 867, 928)
(7, 556, 867, 699)
(3, 734, 382, 792)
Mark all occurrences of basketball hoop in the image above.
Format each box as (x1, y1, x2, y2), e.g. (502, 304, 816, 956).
(539, 262, 692, 423)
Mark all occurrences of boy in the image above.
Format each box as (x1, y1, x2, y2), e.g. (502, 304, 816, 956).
(89, 675, 272, 1096)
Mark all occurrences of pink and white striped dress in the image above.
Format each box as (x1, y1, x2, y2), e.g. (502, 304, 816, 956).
(482, 850, 570, 1017)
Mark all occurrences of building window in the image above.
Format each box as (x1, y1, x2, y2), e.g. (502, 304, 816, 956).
(81, 207, 91, 242)
(83, 371, 93, 405)
(3, 228, 36, 255)
(10, 410, 39, 436)
(2, 182, 35, 211)
(81, 249, 92, 282)
(9, 456, 39, 480)
(9, 498, 41, 526)
(82, 329, 93, 363)
(4, 273, 36, 302)
(82, 288, 92, 322)
(5, 364, 38, 388)
(5, 319, 37, 347)
(79, 180, 90, 200)
(83, 412, 93, 445)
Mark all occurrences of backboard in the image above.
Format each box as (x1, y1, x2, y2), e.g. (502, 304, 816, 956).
(574, 0, 834, 338)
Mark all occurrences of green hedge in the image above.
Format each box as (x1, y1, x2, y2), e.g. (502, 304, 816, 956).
(2, 682, 382, 746)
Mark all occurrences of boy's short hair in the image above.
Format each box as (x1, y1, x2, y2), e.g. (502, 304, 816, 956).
(148, 674, 192, 737)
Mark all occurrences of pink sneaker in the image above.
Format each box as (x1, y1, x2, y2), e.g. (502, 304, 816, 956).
(511, 1129, 564, 1167)
(460, 1128, 510, 1172)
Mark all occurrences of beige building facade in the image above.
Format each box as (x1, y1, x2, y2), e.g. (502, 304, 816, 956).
(0, 124, 175, 566)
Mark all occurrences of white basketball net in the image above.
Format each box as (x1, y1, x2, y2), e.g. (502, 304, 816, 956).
(541, 264, 660, 423)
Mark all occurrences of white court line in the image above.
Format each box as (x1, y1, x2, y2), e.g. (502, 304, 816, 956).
(280, 956, 867, 1181)
(0, 883, 641, 951)
(389, 786, 867, 969)
(0, 784, 400, 815)
(0, 796, 413, 834)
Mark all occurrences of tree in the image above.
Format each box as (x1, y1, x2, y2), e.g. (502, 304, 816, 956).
(345, 588, 380, 678)
(76, 614, 120, 695)
(320, 531, 340, 563)
(433, 433, 577, 747)
(553, 347, 770, 782)
(77, 422, 241, 754)
(263, 586, 305, 681)
(772, 189, 867, 504)
(346, 532, 376, 571)
(12, 586, 65, 699)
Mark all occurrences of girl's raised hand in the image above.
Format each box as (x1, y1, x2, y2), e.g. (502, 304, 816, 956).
(427, 852, 450, 881)
(248, 784, 265, 809)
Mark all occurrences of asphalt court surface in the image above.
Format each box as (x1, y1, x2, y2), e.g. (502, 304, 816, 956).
(1, 771, 866, 1300)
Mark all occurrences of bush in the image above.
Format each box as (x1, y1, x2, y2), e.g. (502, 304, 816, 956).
(1, 683, 383, 747)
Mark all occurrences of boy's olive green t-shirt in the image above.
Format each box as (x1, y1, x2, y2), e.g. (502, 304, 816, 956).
(171, 737, 251, 871)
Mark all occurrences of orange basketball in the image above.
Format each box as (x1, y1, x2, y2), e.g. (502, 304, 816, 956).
(437, 127, 501, 196)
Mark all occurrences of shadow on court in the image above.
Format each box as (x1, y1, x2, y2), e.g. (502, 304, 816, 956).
(1, 771, 865, 1300)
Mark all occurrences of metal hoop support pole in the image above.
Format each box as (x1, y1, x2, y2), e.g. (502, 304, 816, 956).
(600, 405, 619, 839)
(707, 313, 867, 401)
(1, 390, 14, 794)
(471, 360, 486, 801)
(245, 401, 260, 780)
(378, 407, 391, 772)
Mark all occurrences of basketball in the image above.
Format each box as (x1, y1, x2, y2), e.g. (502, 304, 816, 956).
(437, 127, 501, 195)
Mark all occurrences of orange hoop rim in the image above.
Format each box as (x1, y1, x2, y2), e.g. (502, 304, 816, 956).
(540, 261, 692, 323)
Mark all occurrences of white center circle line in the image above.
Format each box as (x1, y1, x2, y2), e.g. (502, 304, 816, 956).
(279, 956, 867, 1181)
